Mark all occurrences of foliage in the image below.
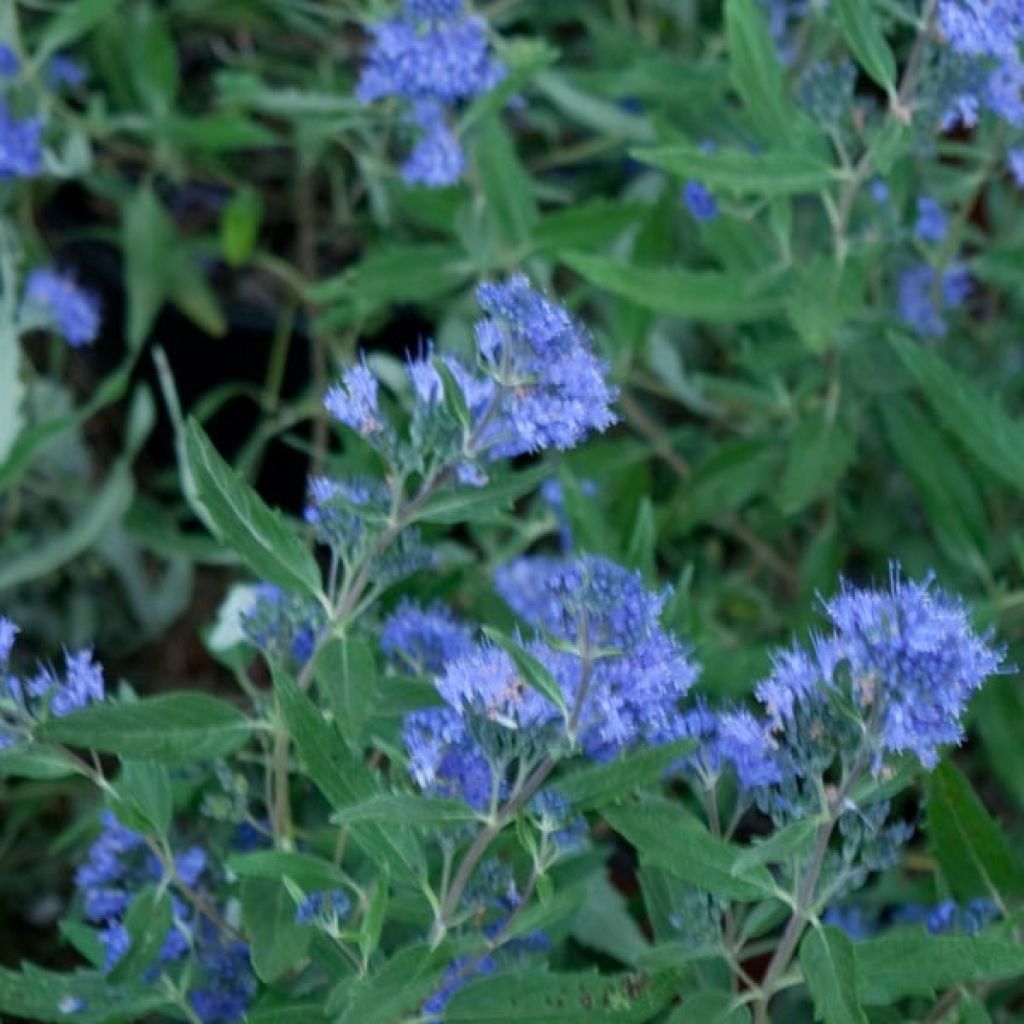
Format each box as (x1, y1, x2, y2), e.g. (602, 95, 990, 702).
(2, 1, 1024, 1023)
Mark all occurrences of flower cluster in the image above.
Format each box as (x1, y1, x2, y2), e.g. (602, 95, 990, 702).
(756, 566, 1005, 772)
(1, 617, 105, 747)
(935, 0, 1024, 128)
(357, 0, 505, 186)
(897, 262, 971, 338)
(399, 554, 699, 807)
(325, 275, 617, 484)
(22, 268, 101, 347)
(295, 888, 351, 926)
(0, 99, 42, 179)
(241, 583, 326, 668)
(74, 812, 254, 1022)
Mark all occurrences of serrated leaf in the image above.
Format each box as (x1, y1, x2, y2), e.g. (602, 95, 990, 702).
(731, 818, 819, 875)
(330, 793, 478, 827)
(634, 145, 836, 195)
(37, 693, 251, 763)
(185, 418, 322, 599)
(334, 943, 445, 1024)
(227, 851, 352, 892)
(800, 926, 867, 1024)
(115, 760, 172, 838)
(564, 253, 785, 322)
(926, 759, 1024, 903)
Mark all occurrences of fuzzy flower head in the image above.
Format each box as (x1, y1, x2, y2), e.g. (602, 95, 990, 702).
(0, 101, 43, 179)
(470, 275, 618, 457)
(23, 269, 101, 347)
(914, 197, 948, 243)
(897, 263, 970, 338)
(325, 360, 386, 437)
(241, 583, 326, 668)
(402, 705, 494, 808)
(304, 474, 388, 551)
(401, 98, 465, 187)
(676, 699, 781, 790)
(381, 600, 475, 675)
(757, 566, 1005, 771)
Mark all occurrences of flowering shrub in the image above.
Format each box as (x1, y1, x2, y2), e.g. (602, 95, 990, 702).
(2, 2, 1024, 1023)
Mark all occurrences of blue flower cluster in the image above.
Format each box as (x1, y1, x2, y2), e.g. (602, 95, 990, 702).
(756, 567, 1004, 772)
(913, 197, 948, 244)
(357, 0, 505, 186)
(897, 262, 971, 338)
(936, 0, 1024, 128)
(75, 812, 254, 1022)
(241, 583, 326, 668)
(1, 617, 105, 747)
(22, 268, 101, 347)
(0, 99, 42, 179)
(325, 275, 617, 483)
(677, 699, 782, 790)
(295, 888, 351, 925)
(397, 555, 699, 807)
(825, 897, 998, 939)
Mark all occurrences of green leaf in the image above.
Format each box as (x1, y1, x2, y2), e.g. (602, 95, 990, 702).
(605, 801, 774, 901)
(534, 71, 653, 143)
(778, 411, 856, 515)
(473, 116, 538, 253)
(108, 887, 173, 983)
(926, 759, 1024, 904)
(855, 932, 1024, 1004)
(315, 635, 377, 747)
(0, 324, 24, 465)
(37, 0, 121, 60)
(571, 874, 652, 967)
(482, 626, 568, 717)
(0, 462, 133, 591)
(833, 0, 896, 92)
(557, 739, 696, 811)
(634, 145, 836, 195)
(132, 8, 179, 113)
(881, 398, 987, 567)
(121, 185, 176, 349)
(274, 671, 425, 881)
(227, 850, 352, 893)
(800, 926, 867, 1024)
(417, 463, 550, 524)
(564, 253, 785, 322)
(530, 201, 648, 255)
(115, 760, 172, 838)
(444, 969, 679, 1022)
(975, 678, 1024, 810)
(359, 872, 389, 966)
(731, 818, 820, 875)
(725, 0, 803, 144)
(241, 877, 312, 983)
(184, 418, 322, 599)
(0, 745, 79, 780)
(330, 793, 478, 827)
(38, 693, 251, 763)
(890, 334, 1024, 495)
(221, 188, 264, 266)
(334, 944, 445, 1024)
(667, 992, 751, 1023)
(0, 964, 173, 1023)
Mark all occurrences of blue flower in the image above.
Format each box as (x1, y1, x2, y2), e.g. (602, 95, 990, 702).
(1008, 147, 1024, 187)
(897, 263, 970, 338)
(23, 269, 101, 347)
(0, 616, 19, 665)
(324, 360, 385, 437)
(423, 954, 497, 1018)
(0, 44, 20, 78)
(914, 197, 948, 243)
(683, 181, 718, 221)
(403, 705, 493, 808)
(381, 600, 475, 675)
(757, 566, 1005, 772)
(0, 100, 43, 179)
(241, 583, 326, 668)
(357, 0, 504, 187)
(295, 889, 351, 925)
(46, 54, 88, 89)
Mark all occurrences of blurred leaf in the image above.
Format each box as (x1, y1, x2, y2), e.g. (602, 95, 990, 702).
(228, 851, 352, 892)
(833, 0, 896, 93)
(333, 944, 444, 1024)
(530, 201, 648, 255)
(108, 887, 173, 982)
(121, 186, 176, 349)
(779, 411, 856, 515)
(331, 794, 477, 827)
(38, 693, 252, 763)
(473, 117, 538, 254)
(417, 463, 550, 524)
(731, 818, 819, 874)
(890, 334, 1024, 495)
(856, 932, 1024, 1003)
(185, 418, 323, 600)
(975, 678, 1024, 810)
(37, 0, 121, 60)
(444, 969, 679, 1022)
(534, 71, 653, 142)
(0, 326, 24, 465)
(571, 874, 652, 967)
(132, 7, 179, 113)
(0, 745, 79, 780)
(221, 188, 264, 266)
(241, 878, 312, 983)
(564, 253, 785, 322)
(635, 145, 836, 195)
(926, 759, 1024, 904)
(115, 760, 172, 838)
(483, 625, 569, 717)
(800, 926, 867, 1024)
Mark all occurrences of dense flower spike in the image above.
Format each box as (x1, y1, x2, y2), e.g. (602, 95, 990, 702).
(23, 269, 101, 347)
(357, 0, 504, 186)
(324, 360, 385, 437)
(756, 566, 1005, 771)
(677, 699, 781, 790)
(0, 100, 42, 179)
